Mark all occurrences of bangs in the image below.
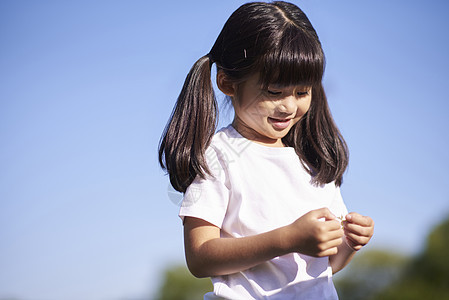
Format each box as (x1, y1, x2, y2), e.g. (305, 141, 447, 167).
(257, 24, 324, 88)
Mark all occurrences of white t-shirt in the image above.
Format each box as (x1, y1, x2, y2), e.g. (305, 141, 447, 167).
(179, 125, 347, 300)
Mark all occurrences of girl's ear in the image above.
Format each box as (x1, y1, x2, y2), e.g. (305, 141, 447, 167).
(216, 71, 236, 97)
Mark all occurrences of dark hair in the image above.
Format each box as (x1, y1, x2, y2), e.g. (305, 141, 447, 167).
(159, 1, 348, 192)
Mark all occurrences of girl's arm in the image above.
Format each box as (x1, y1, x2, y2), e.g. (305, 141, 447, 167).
(184, 207, 344, 278)
(329, 212, 375, 274)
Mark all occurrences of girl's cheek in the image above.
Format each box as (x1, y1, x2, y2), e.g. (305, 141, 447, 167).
(255, 102, 271, 115)
(296, 101, 311, 117)
(246, 103, 267, 118)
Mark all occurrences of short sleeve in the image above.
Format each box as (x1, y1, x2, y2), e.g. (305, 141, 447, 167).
(179, 146, 230, 228)
(328, 186, 348, 218)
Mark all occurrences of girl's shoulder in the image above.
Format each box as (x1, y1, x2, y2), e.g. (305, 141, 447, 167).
(212, 125, 252, 152)
(203, 125, 252, 172)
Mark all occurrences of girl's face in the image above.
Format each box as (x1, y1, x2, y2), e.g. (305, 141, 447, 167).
(231, 74, 312, 147)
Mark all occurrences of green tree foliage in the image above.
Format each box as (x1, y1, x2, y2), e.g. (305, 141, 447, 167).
(335, 214, 449, 300)
(374, 215, 449, 299)
(334, 249, 409, 300)
(154, 264, 213, 300)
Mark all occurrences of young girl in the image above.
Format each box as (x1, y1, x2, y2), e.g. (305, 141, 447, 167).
(159, 1, 374, 299)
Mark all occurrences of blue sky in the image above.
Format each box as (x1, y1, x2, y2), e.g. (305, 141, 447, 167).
(1, 1, 448, 299)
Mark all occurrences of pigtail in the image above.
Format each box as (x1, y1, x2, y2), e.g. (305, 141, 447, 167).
(159, 55, 217, 193)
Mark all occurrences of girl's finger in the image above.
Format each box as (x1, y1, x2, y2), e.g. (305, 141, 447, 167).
(344, 223, 373, 238)
(316, 239, 343, 257)
(345, 237, 363, 251)
(326, 227, 345, 240)
(346, 232, 370, 245)
(346, 213, 374, 227)
(325, 219, 343, 231)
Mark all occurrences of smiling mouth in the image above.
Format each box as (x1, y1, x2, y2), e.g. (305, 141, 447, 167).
(268, 117, 292, 129)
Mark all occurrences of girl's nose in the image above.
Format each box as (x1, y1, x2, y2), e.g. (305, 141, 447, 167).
(277, 96, 296, 114)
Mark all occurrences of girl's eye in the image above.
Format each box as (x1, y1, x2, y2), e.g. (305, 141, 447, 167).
(267, 90, 282, 95)
(297, 91, 309, 97)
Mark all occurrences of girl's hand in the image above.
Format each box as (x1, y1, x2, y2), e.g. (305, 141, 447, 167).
(342, 213, 374, 251)
(284, 208, 344, 257)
